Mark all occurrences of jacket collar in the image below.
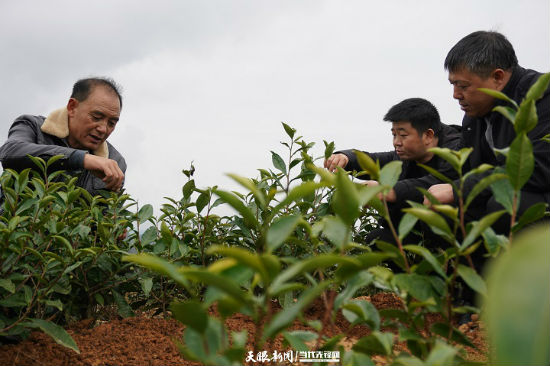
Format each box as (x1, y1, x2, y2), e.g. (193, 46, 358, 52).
(41, 107, 109, 158)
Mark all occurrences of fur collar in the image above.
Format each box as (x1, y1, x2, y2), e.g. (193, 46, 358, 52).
(42, 108, 108, 158)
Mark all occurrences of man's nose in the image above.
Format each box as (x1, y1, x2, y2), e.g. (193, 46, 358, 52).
(95, 121, 107, 134)
(453, 85, 462, 100)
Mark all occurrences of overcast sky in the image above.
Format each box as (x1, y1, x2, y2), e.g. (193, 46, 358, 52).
(1, 0, 548, 214)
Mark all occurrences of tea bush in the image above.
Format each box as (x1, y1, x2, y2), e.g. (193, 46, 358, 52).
(1, 74, 549, 365)
(126, 73, 550, 365)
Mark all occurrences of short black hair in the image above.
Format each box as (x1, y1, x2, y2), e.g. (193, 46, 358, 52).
(71, 77, 123, 108)
(383, 98, 442, 137)
(444, 31, 518, 78)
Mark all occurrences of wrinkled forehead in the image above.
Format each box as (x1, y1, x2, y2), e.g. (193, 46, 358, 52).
(86, 86, 121, 113)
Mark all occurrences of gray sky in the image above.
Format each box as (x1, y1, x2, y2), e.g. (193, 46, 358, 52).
(1, 0, 549, 213)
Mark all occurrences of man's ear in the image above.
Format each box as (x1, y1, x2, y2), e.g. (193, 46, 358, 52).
(423, 128, 435, 145)
(491, 68, 507, 89)
(67, 98, 78, 118)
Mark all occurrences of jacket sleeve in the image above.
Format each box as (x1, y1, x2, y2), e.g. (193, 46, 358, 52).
(0, 117, 86, 172)
(336, 149, 399, 180)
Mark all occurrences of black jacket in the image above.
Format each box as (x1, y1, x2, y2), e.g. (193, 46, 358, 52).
(337, 123, 463, 203)
(461, 66, 550, 205)
(0, 110, 126, 197)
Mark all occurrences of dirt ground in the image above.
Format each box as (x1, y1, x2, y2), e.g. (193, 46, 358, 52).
(0, 293, 487, 365)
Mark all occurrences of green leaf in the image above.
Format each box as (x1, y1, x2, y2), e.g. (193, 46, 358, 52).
(478, 87, 518, 108)
(513, 202, 548, 232)
(424, 340, 458, 366)
(464, 173, 507, 211)
(461, 210, 506, 251)
(270, 181, 325, 219)
(113, 290, 133, 318)
(323, 140, 335, 160)
(403, 245, 446, 279)
(137, 204, 154, 223)
(183, 269, 250, 307)
(213, 189, 259, 229)
(482, 227, 509, 256)
(342, 299, 380, 330)
(357, 184, 386, 207)
(506, 133, 534, 191)
(139, 277, 153, 297)
(123, 253, 190, 290)
(53, 235, 74, 255)
(428, 147, 462, 174)
(26, 319, 80, 354)
(457, 264, 487, 298)
(416, 163, 453, 184)
(266, 214, 302, 252)
(490, 174, 515, 213)
(271, 151, 287, 173)
(264, 281, 330, 339)
(393, 273, 437, 303)
(525, 72, 550, 101)
(208, 246, 270, 285)
(379, 160, 403, 188)
(0, 279, 15, 294)
(282, 330, 318, 352)
(227, 173, 266, 209)
(492, 105, 517, 124)
(334, 271, 374, 309)
(398, 213, 418, 241)
(402, 207, 452, 238)
(332, 168, 360, 225)
(182, 179, 195, 199)
(320, 215, 350, 249)
(354, 150, 380, 180)
(514, 99, 538, 134)
(271, 254, 360, 294)
(195, 191, 210, 213)
(342, 351, 376, 366)
(141, 226, 158, 246)
(42, 299, 64, 311)
(171, 301, 208, 333)
(485, 225, 550, 366)
(352, 331, 394, 356)
(282, 122, 296, 139)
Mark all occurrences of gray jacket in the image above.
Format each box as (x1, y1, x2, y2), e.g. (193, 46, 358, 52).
(0, 109, 126, 197)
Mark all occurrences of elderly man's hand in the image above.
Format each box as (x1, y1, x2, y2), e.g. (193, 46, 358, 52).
(424, 183, 454, 205)
(83, 154, 124, 192)
(324, 153, 349, 172)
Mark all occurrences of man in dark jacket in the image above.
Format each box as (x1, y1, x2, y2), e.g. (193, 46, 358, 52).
(426, 31, 550, 234)
(325, 98, 462, 244)
(0, 77, 126, 196)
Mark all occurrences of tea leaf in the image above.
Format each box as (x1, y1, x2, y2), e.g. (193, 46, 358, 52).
(25, 319, 80, 354)
(506, 133, 534, 191)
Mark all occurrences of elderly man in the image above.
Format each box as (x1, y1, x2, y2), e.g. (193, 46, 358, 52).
(0, 77, 126, 195)
(325, 97, 462, 244)
(426, 31, 550, 234)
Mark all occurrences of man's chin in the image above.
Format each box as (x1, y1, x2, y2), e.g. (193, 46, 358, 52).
(84, 141, 102, 151)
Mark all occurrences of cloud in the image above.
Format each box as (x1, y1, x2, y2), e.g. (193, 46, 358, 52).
(1, 0, 548, 213)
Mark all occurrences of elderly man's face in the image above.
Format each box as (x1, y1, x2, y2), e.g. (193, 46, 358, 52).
(448, 68, 500, 118)
(67, 85, 120, 151)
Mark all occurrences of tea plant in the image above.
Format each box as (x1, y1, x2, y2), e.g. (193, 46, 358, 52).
(0, 156, 142, 352)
